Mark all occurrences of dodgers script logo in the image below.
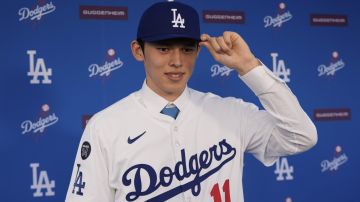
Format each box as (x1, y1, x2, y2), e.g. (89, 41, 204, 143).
(122, 139, 236, 201)
(321, 145, 348, 172)
(171, 8, 185, 28)
(88, 49, 124, 77)
(27, 50, 52, 84)
(264, 3, 292, 28)
(210, 64, 234, 77)
(21, 104, 59, 135)
(30, 163, 55, 197)
(18, 1, 56, 21)
(318, 51, 345, 77)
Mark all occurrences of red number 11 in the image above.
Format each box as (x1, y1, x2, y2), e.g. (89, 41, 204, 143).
(210, 179, 231, 202)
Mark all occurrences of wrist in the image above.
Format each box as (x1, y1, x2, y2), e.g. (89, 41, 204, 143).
(236, 57, 261, 76)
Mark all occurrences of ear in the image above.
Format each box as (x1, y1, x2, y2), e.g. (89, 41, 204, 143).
(131, 40, 144, 61)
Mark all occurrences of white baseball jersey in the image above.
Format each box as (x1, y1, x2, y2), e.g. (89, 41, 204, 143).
(66, 65, 317, 202)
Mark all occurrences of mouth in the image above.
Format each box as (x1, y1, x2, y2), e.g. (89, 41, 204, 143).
(164, 72, 185, 81)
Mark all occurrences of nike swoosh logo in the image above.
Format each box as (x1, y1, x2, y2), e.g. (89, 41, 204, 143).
(128, 131, 146, 144)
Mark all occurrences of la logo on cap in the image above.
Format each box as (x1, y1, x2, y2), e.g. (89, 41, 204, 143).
(171, 8, 185, 28)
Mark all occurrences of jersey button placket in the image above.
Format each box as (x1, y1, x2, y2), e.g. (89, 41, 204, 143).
(171, 124, 185, 198)
(172, 125, 193, 202)
(172, 125, 180, 147)
(175, 141, 180, 147)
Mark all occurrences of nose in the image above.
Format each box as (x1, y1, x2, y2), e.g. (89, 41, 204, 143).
(169, 48, 182, 68)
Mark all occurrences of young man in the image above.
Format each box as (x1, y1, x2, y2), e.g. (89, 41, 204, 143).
(66, 1, 317, 202)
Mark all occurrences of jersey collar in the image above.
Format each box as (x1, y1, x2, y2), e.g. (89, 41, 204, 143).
(138, 80, 190, 115)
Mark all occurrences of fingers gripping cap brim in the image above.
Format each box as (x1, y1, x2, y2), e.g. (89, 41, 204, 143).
(137, 1, 201, 42)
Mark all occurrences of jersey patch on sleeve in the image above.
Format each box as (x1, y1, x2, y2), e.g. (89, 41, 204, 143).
(81, 141, 91, 160)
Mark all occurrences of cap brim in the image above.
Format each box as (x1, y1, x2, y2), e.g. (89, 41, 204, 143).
(141, 34, 201, 42)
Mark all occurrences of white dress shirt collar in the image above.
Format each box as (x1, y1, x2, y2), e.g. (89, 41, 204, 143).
(138, 80, 190, 115)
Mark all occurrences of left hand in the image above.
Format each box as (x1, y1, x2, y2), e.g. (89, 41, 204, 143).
(199, 31, 261, 75)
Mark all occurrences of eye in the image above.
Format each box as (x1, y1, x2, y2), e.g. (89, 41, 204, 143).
(157, 47, 170, 53)
(182, 47, 196, 54)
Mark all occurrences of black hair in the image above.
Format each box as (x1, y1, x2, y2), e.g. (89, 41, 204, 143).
(136, 39, 145, 52)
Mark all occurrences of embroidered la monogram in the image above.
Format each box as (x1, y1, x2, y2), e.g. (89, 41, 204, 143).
(171, 8, 185, 28)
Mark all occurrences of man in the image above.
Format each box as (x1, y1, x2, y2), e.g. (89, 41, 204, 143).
(66, 1, 317, 201)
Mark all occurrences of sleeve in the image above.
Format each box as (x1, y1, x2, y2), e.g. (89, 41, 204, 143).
(239, 63, 318, 166)
(65, 118, 115, 202)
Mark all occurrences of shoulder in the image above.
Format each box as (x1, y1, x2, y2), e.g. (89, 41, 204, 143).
(188, 88, 260, 114)
(87, 92, 138, 130)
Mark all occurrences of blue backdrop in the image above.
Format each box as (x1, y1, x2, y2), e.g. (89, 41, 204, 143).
(1, 0, 359, 201)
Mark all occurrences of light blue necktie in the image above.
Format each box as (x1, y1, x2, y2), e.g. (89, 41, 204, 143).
(160, 104, 180, 119)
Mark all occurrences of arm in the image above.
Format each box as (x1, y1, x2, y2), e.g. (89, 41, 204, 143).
(240, 65, 317, 165)
(65, 118, 114, 201)
(200, 31, 317, 165)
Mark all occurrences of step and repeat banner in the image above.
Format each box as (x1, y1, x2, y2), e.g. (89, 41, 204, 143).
(1, 0, 359, 201)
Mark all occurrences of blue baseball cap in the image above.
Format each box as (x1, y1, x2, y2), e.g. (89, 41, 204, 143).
(137, 1, 200, 42)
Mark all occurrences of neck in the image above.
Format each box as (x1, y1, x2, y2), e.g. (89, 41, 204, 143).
(162, 93, 180, 102)
(145, 80, 185, 102)
(154, 89, 183, 102)
(148, 86, 184, 102)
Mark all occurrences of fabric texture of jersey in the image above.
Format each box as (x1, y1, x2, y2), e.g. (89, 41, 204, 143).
(65, 65, 317, 202)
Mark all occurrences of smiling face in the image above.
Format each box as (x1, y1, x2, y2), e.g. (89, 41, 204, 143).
(131, 38, 200, 101)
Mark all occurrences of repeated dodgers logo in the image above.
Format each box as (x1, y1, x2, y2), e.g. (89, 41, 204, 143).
(30, 162, 55, 197)
(271, 52, 291, 82)
(210, 64, 234, 78)
(27, 50, 53, 84)
(88, 49, 124, 78)
(321, 145, 348, 172)
(318, 51, 345, 77)
(18, 1, 56, 22)
(21, 104, 59, 135)
(264, 3, 292, 28)
(274, 157, 294, 181)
